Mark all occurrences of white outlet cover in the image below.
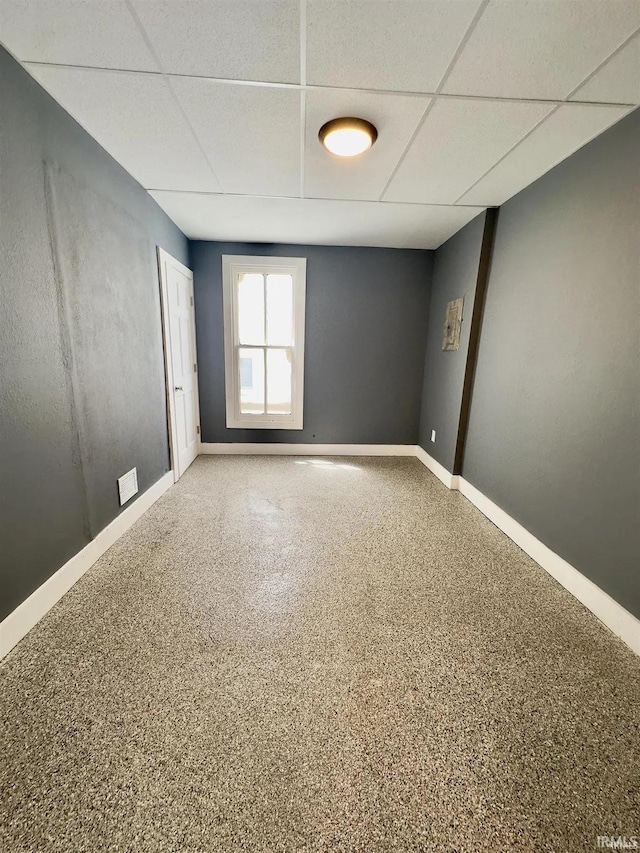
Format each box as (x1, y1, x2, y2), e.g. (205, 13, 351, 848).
(118, 467, 139, 506)
(431, 430, 436, 442)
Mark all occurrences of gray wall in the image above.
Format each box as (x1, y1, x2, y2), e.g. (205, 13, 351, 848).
(0, 47, 188, 620)
(418, 211, 487, 471)
(463, 108, 640, 619)
(190, 242, 433, 444)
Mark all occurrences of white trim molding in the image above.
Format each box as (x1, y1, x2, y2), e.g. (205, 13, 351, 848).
(222, 255, 307, 431)
(414, 445, 460, 490)
(157, 247, 200, 481)
(0, 472, 173, 661)
(458, 477, 640, 657)
(4, 446, 637, 662)
(200, 443, 417, 456)
(411, 447, 638, 655)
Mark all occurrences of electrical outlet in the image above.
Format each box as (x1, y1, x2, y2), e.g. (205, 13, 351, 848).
(117, 467, 138, 506)
(431, 430, 436, 443)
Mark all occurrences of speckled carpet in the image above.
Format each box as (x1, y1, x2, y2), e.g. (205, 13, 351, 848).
(1, 456, 638, 852)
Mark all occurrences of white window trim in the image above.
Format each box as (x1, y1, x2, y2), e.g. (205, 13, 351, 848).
(222, 254, 306, 430)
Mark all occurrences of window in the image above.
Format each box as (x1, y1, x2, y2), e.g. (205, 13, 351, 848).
(222, 255, 306, 429)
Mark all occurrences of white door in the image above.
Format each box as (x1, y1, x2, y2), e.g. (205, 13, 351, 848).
(158, 248, 200, 480)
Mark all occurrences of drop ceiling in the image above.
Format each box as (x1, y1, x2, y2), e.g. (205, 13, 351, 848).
(1, 0, 638, 249)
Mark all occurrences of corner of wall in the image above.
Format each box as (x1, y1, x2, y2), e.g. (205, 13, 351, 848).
(417, 208, 497, 480)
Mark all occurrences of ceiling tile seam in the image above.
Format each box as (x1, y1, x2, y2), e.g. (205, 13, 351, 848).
(300, 0, 307, 87)
(455, 103, 636, 205)
(433, 0, 489, 94)
(162, 77, 227, 191)
(380, 0, 489, 207)
(306, 89, 633, 108)
(299, 91, 306, 198)
(376, 99, 435, 202)
(451, 104, 560, 205)
(123, 0, 225, 192)
(563, 25, 640, 101)
(122, 1, 165, 71)
(20, 61, 638, 108)
(145, 188, 485, 209)
(299, 0, 307, 197)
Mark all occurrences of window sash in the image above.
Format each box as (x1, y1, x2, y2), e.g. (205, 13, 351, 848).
(237, 344, 294, 416)
(222, 255, 306, 430)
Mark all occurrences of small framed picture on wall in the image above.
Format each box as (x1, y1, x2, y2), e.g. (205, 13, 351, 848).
(442, 297, 464, 351)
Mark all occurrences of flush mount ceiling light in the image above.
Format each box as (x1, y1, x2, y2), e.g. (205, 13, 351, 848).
(319, 117, 378, 157)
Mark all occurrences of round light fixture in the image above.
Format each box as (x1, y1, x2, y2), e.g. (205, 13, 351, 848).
(319, 117, 378, 157)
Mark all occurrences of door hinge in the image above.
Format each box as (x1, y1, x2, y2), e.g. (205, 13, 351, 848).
(193, 363, 197, 373)
(190, 296, 194, 306)
(196, 425, 200, 435)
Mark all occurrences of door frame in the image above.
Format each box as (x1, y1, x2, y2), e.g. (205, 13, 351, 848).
(157, 247, 201, 482)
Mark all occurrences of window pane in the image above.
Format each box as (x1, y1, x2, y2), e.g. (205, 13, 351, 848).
(239, 347, 265, 414)
(266, 274, 293, 346)
(266, 348, 292, 415)
(238, 273, 264, 345)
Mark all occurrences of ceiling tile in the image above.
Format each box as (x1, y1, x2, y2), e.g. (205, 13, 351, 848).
(306, 0, 483, 92)
(304, 90, 429, 201)
(384, 98, 552, 205)
(442, 0, 640, 100)
(570, 34, 640, 105)
(25, 65, 221, 192)
(0, 0, 159, 71)
(150, 191, 484, 249)
(130, 0, 299, 82)
(170, 78, 300, 197)
(458, 104, 632, 206)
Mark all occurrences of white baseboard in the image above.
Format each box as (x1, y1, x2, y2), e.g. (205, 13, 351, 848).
(0, 471, 173, 661)
(414, 445, 460, 490)
(200, 443, 417, 457)
(4, 448, 637, 661)
(458, 477, 640, 656)
(411, 450, 638, 656)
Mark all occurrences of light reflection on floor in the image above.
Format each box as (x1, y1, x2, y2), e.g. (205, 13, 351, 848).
(294, 459, 363, 471)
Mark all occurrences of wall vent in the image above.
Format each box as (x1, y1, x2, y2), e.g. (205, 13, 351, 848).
(118, 467, 138, 506)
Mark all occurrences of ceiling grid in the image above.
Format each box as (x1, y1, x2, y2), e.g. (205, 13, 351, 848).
(299, 0, 307, 198)
(377, 0, 491, 202)
(2, 0, 637, 248)
(123, 0, 225, 193)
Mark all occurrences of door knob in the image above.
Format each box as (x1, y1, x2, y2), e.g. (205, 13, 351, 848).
(174, 386, 183, 392)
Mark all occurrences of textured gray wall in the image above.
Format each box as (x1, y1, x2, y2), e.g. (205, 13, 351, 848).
(418, 212, 487, 471)
(463, 108, 640, 619)
(0, 47, 188, 620)
(191, 242, 433, 444)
